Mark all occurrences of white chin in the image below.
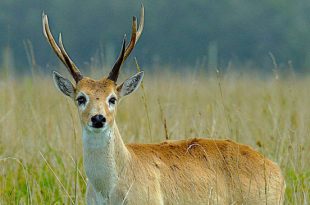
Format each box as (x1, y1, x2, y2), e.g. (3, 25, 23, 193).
(86, 125, 107, 133)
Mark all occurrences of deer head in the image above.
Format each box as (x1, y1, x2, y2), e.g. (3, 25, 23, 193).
(43, 5, 144, 133)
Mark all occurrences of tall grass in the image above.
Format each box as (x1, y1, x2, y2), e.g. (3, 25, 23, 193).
(0, 69, 309, 204)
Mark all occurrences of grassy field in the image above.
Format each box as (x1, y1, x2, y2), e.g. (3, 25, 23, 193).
(0, 68, 309, 204)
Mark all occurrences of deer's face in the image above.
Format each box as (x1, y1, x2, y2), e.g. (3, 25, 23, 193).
(42, 4, 144, 133)
(53, 71, 144, 133)
(75, 77, 117, 131)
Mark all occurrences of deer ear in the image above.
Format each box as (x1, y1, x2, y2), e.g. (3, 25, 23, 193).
(117, 71, 144, 98)
(52, 71, 75, 98)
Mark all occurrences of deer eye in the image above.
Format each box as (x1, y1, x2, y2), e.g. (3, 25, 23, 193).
(108, 97, 117, 105)
(76, 96, 86, 105)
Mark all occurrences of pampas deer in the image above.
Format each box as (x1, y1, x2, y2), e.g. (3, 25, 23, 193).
(42, 5, 285, 205)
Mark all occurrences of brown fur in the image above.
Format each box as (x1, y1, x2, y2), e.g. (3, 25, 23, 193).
(120, 138, 285, 204)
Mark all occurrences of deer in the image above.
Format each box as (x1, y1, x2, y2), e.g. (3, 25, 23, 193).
(42, 5, 285, 205)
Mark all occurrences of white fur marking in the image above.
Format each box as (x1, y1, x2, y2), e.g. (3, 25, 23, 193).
(106, 92, 117, 111)
(82, 127, 117, 202)
(76, 91, 89, 111)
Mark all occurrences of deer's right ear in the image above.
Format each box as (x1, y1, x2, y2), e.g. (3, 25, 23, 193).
(52, 71, 75, 98)
(117, 71, 144, 98)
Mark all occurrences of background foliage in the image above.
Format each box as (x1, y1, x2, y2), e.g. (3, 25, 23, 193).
(0, 0, 310, 71)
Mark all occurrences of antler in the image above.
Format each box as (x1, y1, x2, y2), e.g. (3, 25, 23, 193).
(108, 37, 126, 82)
(124, 4, 144, 62)
(108, 4, 144, 82)
(42, 13, 83, 83)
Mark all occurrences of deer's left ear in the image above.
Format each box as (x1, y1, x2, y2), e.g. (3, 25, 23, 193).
(117, 71, 144, 98)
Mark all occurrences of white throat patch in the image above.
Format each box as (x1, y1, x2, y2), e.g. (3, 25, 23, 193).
(82, 126, 117, 197)
(82, 126, 113, 149)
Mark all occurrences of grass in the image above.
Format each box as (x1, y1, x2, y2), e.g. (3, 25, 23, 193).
(0, 68, 309, 204)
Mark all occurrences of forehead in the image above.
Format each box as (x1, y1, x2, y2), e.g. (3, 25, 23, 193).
(76, 77, 116, 96)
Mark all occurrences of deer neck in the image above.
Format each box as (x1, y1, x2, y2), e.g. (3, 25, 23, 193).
(82, 122, 131, 196)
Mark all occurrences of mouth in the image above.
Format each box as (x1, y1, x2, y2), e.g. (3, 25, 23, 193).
(86, 124, 104, 132)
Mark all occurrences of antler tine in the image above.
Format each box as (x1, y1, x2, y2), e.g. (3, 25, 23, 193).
(42, 13, 83, 82)
(58, 34, 83, 82)
(123, 4, 144, 62)
(42, 13, 67, 66)
(136, 4, 145, 41)
(108, 5, 144, 82)
(108, 36, 126, 82)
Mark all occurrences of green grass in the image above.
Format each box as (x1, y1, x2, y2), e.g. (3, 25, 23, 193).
(0, 69, 309, 204)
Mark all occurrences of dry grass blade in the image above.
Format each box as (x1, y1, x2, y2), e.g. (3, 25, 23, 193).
(39, 152, 74, 204)
(157, 98, 169, 140)
(134, 57, 152, 141)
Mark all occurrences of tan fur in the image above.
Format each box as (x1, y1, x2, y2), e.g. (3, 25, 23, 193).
(71, 78, 285, 205)
(124, 138, 285, 204)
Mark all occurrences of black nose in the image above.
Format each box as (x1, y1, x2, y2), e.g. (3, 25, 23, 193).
(91, 114, 106, 128)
